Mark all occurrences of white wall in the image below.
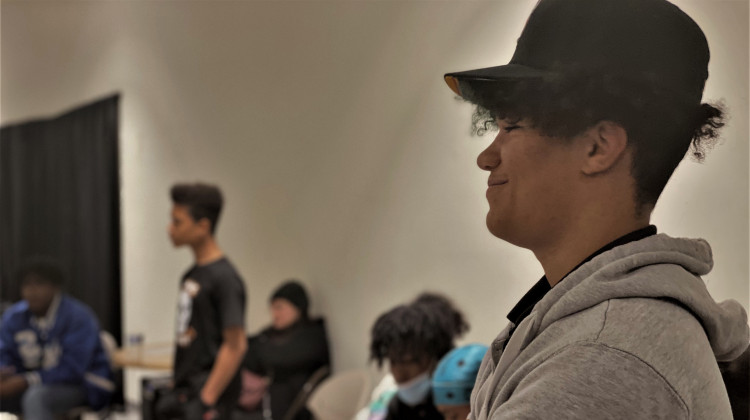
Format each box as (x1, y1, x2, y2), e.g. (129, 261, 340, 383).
(2, 0, 747, 403)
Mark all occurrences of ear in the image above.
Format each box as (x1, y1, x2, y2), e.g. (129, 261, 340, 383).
(196, 217, 213, 235)
(581, 121, 628, 176)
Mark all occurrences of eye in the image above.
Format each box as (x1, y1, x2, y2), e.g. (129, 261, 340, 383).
(503, 125, 521, 133)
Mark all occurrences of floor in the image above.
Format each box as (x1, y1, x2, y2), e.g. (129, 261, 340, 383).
(0, 405, 142, 420)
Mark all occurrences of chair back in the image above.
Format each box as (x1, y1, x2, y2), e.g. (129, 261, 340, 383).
(99, 330, 118, 370)
(307, 369, 372, 420)
(282, 365, 330, 420)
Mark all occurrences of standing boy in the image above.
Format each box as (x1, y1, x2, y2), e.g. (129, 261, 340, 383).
(159, 183, 247, 419)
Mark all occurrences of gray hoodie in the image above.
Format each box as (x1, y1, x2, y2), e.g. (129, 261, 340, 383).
(470, 234, 749, 419)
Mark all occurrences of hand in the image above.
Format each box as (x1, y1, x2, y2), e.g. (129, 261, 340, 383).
(199, 397, 219, 420)
(199, 387, 218, 408)
(202, 407, 219, 420)
(0, 375, 28, 398)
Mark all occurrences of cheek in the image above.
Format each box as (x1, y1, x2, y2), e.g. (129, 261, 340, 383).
(390, 367, 407, 383)
(391, 365, 423, 384)
(174, 225, 196, 240)
(277, 311, 289, 323)
(271, 307, 294, 327)
(270, 308, 281, 321)
(21, 286, 38, 300)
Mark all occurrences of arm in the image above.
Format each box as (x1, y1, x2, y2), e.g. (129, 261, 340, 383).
(258, 320, 331, 374)
(242, 335, 263, 374)
(200, 326, 247, 406)
(200, 268, 246, 406)
(492, 343, 688, 419)
(0, 310, 31, 397)
(0, 309, 23, 373)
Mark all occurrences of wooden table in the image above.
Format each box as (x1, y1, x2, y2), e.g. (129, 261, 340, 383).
(112, 342, 174, 370)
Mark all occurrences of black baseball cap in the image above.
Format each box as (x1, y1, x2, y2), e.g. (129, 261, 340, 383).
(444, 0, 710, 106)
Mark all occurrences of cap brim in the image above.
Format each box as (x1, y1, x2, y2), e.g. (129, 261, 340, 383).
(444, 64, 548, 99)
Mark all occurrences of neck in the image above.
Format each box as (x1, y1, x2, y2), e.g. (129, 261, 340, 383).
(534, 204, 650, 287)
(33, 293, 59, 318)
(32, 307, 51, 318)
(191, 236, 224, 266)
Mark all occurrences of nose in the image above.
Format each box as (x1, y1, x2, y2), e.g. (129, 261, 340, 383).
(477, 133, 501, 171)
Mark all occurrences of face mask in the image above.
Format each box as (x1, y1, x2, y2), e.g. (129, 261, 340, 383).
(396, 372, 432, 406)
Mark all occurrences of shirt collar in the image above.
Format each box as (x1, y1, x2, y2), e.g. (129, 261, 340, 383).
(506, 225, 658, 326)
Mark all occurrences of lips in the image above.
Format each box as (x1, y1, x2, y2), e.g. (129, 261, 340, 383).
(487, 179, 508, 187)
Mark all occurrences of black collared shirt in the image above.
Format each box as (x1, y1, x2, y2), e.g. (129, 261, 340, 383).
(504, 225, 658, 347)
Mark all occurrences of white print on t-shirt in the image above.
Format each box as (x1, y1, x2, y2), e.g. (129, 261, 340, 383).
(176, 278, 200, 347)
(15, 330, 62, 370)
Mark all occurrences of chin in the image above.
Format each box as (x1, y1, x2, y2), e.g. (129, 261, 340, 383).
(486, 215, 509, 240)
(27, 305, 44, 315)
(486, 215, 526, 247)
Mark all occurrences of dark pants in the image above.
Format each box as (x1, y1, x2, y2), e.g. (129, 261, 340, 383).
(0, 384, 88, 420)
(154, 373, 240, 420)
(155, 389, 208, 420)
(155, 389, 239, 420)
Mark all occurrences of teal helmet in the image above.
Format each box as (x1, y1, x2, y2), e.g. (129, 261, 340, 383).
(432, 344, 488, 406)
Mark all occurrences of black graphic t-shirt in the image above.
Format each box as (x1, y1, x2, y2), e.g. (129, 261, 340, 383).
(173, 257, 246, 393)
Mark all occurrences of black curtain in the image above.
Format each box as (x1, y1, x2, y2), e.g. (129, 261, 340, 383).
(0, 94, 121, 342)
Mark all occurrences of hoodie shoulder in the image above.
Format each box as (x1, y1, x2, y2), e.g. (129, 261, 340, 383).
(493, 341, 690, 419)
(60, 295, 99, 324)
(596, 297, 733, 418)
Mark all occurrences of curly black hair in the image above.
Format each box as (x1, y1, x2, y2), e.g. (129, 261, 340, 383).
(411, 292, 469, 339)
(461, 68, 726, 208)
(370, 294, 468, 368)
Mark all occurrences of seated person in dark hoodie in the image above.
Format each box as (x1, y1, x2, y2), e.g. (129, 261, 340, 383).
(238, 280, 330, 420)
(369, 293, 468, 420)
(0, 258, 113, 419)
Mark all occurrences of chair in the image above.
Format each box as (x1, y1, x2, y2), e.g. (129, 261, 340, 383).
(99, 331, 118, 367)
(99, 330, 126, 412)
(64, 331, 122, 419)
(719, 343, 749, 420)
(306, 369, 372, 420)
(282, 365, 330, 420)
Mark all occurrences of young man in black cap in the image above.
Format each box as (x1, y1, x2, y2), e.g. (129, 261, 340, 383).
(444, 0, 749, 418)
(157, 183, 247, 419)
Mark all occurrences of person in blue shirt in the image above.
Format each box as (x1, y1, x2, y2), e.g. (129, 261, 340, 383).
(0, 258, 114, 419)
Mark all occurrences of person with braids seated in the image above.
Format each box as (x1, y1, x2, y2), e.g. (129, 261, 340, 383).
(368, 293, 468, 420)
